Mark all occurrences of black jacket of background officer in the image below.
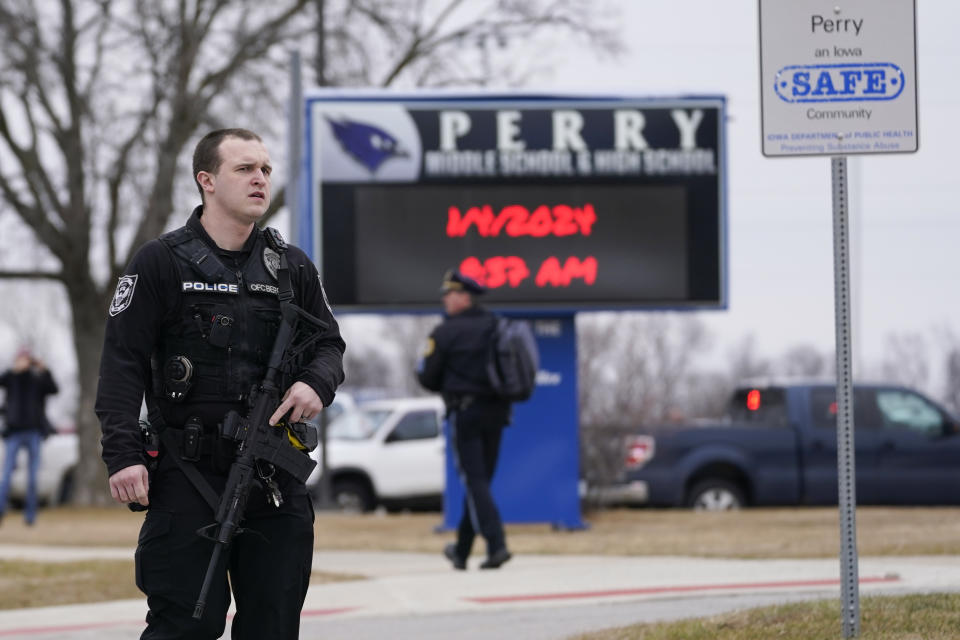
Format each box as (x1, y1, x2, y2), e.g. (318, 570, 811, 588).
(418, 305, 501, 403)
(417, 269, 512, 571)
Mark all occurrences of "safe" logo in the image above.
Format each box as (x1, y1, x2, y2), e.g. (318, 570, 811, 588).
(774, 63, 905, 103)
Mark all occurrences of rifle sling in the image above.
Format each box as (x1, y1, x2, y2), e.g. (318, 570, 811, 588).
(277, 252, 294, 303)
(159, 428, 221, 512)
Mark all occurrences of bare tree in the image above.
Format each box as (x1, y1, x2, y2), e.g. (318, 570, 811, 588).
(681, 370, 733, 420)
(879, 332, 929, 390)
(725, 333, 772, 386)
(314, 0, 622, 88)
(945, 350, 960, 416)
(0, 0, 622, 504)
(338, 314, 441, 396)
(341, 343, 394, 391)
(576, 313, 620, 427)
(777, 343, 830, 378)
(0, 0, 322, 504)
(385, 315, 440, 396)
(577, 312, 713, 427)
(0, 282, 62, 358)
(934, 326, 960, 415)
(576, 312, 713, 497)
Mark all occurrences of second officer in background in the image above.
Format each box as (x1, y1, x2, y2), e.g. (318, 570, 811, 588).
(417, 269, 512, 571)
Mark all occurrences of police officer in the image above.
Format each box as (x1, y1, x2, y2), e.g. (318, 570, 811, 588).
(417, 269, 512, 571)
(95, 128, 345, 639)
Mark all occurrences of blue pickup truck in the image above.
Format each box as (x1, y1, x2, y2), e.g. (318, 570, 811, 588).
(609, 382, 960, 510)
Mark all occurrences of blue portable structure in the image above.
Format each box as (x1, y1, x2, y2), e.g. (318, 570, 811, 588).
(441, 314, 582, 529)
(296, 90, 727, 529)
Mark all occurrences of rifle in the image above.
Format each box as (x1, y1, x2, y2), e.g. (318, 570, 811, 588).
(192, 300, 327, 619)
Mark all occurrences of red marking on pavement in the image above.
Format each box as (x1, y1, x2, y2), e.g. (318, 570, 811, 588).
(465, 575, 900, 604)
(0, 607, 357, 637)
(0, 621, 130, 637)
(302, 606, 359, 617)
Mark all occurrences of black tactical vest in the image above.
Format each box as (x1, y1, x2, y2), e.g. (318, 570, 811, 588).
(152, 225, 288, 405)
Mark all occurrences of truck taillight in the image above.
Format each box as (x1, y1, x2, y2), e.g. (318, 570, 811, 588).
(625, 435, 655, 469)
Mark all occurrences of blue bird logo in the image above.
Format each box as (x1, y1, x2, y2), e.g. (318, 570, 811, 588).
(326, 116, 408, 173)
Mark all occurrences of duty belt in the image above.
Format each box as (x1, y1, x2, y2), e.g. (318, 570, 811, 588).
(445, 394, 476, 412)
(158, 425, 221, 511)
(165, 425, 217, 462)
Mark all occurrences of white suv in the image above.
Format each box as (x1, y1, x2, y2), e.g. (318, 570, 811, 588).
(306, 396, 445, 512)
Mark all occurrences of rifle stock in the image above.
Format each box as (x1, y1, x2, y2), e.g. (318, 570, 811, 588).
(192, 300, 327, 619)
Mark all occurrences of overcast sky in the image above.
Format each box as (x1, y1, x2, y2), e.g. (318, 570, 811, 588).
(4, 1, 956, 425)
(539, 0, 957, 374)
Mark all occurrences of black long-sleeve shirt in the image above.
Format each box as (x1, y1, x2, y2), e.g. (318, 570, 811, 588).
(95, 210, 345, 476)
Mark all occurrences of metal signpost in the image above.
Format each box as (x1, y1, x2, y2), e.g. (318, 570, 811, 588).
(758, 1, 918, 636)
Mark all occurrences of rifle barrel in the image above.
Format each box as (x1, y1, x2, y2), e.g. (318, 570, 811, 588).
(193, 543, 224, 619)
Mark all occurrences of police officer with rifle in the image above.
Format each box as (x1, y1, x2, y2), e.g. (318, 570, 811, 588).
(95, 128, 345, 640)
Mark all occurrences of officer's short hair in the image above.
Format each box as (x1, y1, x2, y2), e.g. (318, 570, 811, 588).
(193, 128, 263, 201)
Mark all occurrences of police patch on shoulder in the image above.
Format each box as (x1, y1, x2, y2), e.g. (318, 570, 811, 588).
(262, 247, 280, 281)
(109, 275, 138, 317)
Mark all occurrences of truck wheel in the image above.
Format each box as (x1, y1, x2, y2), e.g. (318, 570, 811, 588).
(332, 479, 375, 513)
(686, 479, 745, 511)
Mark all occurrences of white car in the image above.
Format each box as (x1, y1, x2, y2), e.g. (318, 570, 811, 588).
(0, 431, 78, 506)
(306, 396, 446, 512)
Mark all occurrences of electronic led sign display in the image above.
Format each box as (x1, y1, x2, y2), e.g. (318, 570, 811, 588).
(305, 94, 726, 312)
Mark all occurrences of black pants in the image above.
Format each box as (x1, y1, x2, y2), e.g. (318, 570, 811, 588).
(135, 494, 314, 640)
(450, 403, 508, 559)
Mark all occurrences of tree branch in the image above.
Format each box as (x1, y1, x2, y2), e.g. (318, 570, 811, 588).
(0, 270, 63, 281)
(197, 1, 311, 98)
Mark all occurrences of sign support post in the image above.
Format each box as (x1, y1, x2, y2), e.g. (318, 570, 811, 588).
(759, 2, 918, 635)
(287, 49, 303, 246)
(831, 156, 859, 637)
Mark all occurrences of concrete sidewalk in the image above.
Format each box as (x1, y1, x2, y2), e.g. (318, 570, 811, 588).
(0, 545, 958, 639)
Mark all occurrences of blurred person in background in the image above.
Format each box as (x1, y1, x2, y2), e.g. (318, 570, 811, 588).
(417, 269, 513, 571)
(95, 128, 345, 640)
(0, 346, 59, 526)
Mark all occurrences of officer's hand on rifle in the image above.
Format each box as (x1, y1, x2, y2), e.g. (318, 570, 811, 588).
(269, 381, 324, 425)
(109, 464, 150, 506)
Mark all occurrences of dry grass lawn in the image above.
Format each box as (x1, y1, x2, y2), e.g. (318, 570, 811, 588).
(569, 593, 960, 640)
(2, 505, 960, 558)
(311, 506, 960, 558)
(0, 559, 142, 608)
